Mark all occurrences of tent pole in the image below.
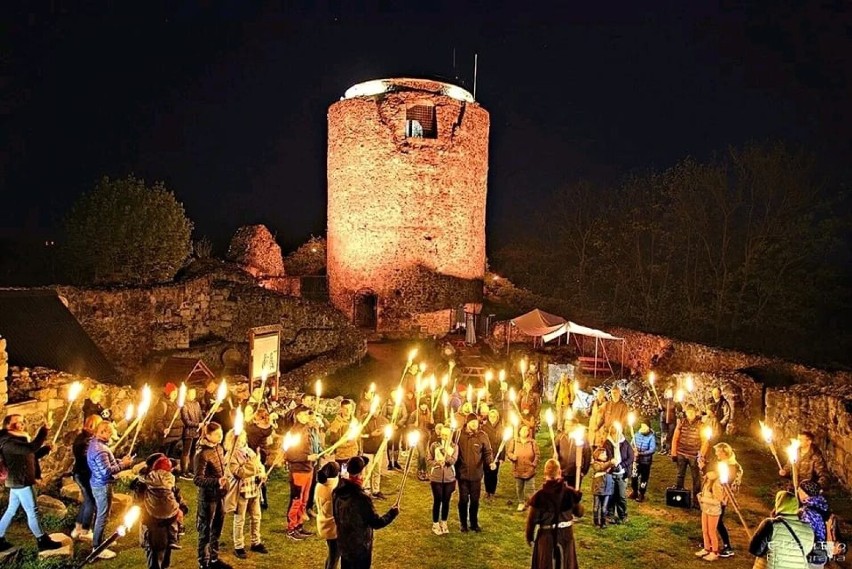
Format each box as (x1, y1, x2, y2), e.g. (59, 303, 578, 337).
(620, 340, 625, 379)
(594, 338, 599, 379)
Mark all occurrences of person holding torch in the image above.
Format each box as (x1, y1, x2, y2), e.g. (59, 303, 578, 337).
(427, 426, 458, 535)
(456, 413, 495, 533)
(286, 406, 320, 541)
(193, 422, 230, 569)
(629, 422, 656, 503)
(87, 420, 135, 559)
(779, 431, 829, 491)
(155, 383, 185, 461)
(507, 424, 540, 512)
(555, 417, 591, 491)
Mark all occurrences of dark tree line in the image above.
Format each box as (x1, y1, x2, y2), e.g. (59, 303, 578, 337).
(493, 143, 852, 366)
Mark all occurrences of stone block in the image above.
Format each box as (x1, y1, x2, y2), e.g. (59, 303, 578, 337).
(37, 494, 68, 518)
(60, 482, 83, 504)
(37, 533, 72, 558)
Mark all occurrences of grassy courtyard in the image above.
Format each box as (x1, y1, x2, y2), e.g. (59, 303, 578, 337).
(4, 431, 851, 569)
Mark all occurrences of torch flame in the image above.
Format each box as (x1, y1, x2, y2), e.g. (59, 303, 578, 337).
(544, 408, 555, 427)
(509, 387, 517, 403)
(571, 425, 585, 445)
(369, 395, 381, 415)
(614, 420, 622, 433)
(407, 348, 418, 363)
(233, 407, 244, 437)
(502, 426, 513, 441)
(442, 391, 449, 406)
(627, 411, 637, 427)
(510, 412, 519, 427)
(702, 425, 714, 441)
(466, 384, 473, 403)
(649, 371, 656, 385)
(675, 389, 685, 403)
(787, 439, 800, 464)
(450, 416, 458, 431)
(138, 384, 153, 417)
(499, 369, 506, 382)
(485, 370, 494, 382)
(759, 421, 773, 443)
(216, 380, 228, 403)
(519, 358, 527, 374)
(124, 404, 135, 422)
(393, 387, 403, 405)
(429, 375, 437, 392)
(68, 381, 84, 402)
(419, 362, 427, 374)
(441, 374, 449, 388)
(685, 375, 695, 392)
(122, 505, 141, 532)
(717, 461, 730, 484)
(406, 430, 421, 448)
(383, 424, 393, 439)
(315, 379, 322, 399)
(177, 382, 187, 408)
(368, 382, 376, 395)
(346, 419, 362, 441)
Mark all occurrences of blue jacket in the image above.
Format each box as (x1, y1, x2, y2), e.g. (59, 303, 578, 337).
(87, 438, 122, 487)
(633, 430, 657, 465)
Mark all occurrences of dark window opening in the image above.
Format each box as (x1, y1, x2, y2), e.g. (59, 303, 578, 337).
(405, 105, 437, 138)
(354, 291, 378, 330)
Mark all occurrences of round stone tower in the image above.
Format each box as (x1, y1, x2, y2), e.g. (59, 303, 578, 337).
(327, 78, 489, 333)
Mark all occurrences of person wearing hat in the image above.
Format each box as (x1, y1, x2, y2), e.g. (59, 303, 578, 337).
(332, 456, 399, 569)
(193, 422, 231, 569)
(285, 405, 320, 540)
(629, 422, 656, 503)
(155, 383, 185, 461)
(131, 453, 188, 569)
(797, 480, 831, 564)
(749, 491, 816, 569)
(327, 400, 360, 465)
(456, 412, 495, 533)
(227, 426, 268, 559)
(525, 458, 584, 569)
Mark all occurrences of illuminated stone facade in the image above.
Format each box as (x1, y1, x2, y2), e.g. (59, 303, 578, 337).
(327, 78, 489, 334)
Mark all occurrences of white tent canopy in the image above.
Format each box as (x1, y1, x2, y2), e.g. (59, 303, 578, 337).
(508, 308, 624, 377)
(509, 308, 621, 344)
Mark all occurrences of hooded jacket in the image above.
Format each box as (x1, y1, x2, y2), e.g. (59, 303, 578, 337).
(87, 436, 122, 487)
(137, 469, 183, 520)
(194, 437, 226, 501)
(0, 426, 49, 488)
(591, 458, 614, 496)
(507, 437, 539, 480)
(316, 478, 338, 540)
(633, 429, 657, 465)
(603, 435, 634, 477)
(456, 428, 493, 481)
(749, 492, 816, 569)
(427, 440, 458, 483)
(332, 478, 398, 560)
(181, 400, 203, 440)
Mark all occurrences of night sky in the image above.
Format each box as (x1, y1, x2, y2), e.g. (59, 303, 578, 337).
(2, 1, 850, 251)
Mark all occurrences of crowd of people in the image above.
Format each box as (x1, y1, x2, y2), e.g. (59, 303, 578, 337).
(0, 366, 845, 569)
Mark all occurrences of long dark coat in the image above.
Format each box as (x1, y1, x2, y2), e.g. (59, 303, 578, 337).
(525, 479, 584, 569)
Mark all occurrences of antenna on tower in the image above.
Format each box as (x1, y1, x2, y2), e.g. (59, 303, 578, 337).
(473, 53, 478, 100)
(452, 47, 457, 80)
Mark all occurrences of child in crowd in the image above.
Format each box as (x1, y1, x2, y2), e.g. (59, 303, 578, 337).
(227, 430, 267, 559)
(591, 447, 614, 528)
(316, 462, 341, 569)
(696, 469, 726, 561)
(131, 453, 188, 569)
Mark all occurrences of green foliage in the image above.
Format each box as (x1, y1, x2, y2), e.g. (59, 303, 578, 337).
(493, 142, 852, 364)
(284, 235, 326, 276)
(63, 175, 193, 285)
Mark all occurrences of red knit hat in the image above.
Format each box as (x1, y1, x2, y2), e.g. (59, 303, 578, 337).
(152, 456, 172, 472)
(164, 382, 177, 396)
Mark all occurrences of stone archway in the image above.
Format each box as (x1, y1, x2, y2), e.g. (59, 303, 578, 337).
(353, 289, 378, 330)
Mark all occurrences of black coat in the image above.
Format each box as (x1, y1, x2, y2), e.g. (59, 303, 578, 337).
(457, 428, 493, 481)
(72, 430, 94, 478)
(181, 400, 203, 440)
(332, 478, 398, 561)
(0, 427, 49, 488)
(193, 441, 226, 501)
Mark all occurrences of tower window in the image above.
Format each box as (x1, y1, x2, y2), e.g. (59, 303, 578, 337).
(405, 105, 437, 138)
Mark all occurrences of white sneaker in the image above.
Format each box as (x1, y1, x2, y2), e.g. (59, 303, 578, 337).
(97, 549, 117, 560)
(439, 521, 449, 534)
(516, 503, 525, 512)
(70, 528, 82, 540)
(432, 522, 442, 535)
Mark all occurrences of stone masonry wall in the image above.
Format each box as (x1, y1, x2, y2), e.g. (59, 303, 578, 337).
(54, 265, 365, 383)
(765, 384, 852, 489)
(0, 366, 136, 486)
(327, 78, 489, 332)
